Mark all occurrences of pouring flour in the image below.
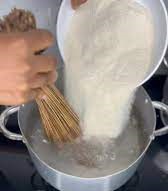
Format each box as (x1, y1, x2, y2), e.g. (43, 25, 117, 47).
(29, 0, 155, 177)
(64, 0, 154, 139)
(31, 0, 154, 177)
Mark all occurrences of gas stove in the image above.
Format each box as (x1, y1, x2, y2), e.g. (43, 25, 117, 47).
(0, 75, 168, 191)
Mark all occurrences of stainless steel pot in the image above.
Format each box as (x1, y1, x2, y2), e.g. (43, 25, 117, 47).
(0, 87, 168, 191)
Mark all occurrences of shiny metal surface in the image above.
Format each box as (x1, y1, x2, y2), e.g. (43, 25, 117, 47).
(0, 106, 23, 141)
(1, 87, 168, 191)
(161, 77, 168, 126)
(153, 101, 168, 137)
(163, 58, 168, 68)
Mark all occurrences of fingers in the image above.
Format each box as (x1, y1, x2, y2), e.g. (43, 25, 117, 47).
(29, 71, 57, 101)
(0, 71, 57, 105)
(0, 91, 15, 105)
(30, 71, 58, 89)
(31, 55, 57, 73)
(0, 89, 39, 105)
(48, 71, 58, 84)
(22, 89, 40, 103)
(0, 70, 57, 105)
(21, 29, 55, 53)
(29, 54, 57, 89)
(71, 0, 87, 9)
(0, 29, 55, 54)
(0, 28, 57, 106)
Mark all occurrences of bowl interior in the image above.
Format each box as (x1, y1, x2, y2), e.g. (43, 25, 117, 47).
(57, 0, 168, 86)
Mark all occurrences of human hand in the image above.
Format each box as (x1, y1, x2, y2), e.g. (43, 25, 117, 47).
(0, 29, 57, 105)
(71, 0, 87, 9)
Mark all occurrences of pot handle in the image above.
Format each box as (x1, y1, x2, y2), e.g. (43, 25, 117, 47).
(153, 101, 168, 137)
(163, 58, 168, 68)
(0, 106, 24, 141)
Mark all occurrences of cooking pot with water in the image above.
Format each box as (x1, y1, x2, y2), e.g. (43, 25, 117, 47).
(0, 87, 168, 191)
(0, 0, 168, 190)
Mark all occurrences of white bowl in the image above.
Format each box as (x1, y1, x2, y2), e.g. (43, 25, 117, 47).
(56, 0, 168, 86)
(57, 0, 74, 60)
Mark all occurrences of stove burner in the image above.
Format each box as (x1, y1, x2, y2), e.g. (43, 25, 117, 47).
(0, 171, 16, 191)
(152, 141, 168, 174)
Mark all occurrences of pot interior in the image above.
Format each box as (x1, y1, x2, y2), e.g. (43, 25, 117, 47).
(18, 86, 155, 178)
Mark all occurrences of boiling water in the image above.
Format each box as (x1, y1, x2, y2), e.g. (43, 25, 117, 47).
(29, 108, 148, 178)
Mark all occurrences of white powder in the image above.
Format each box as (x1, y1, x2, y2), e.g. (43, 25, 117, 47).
(64, 0, 153, 139)
(29, 1, 154, 176)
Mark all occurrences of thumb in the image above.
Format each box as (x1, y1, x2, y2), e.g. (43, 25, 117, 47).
(71, 0, 87, 10)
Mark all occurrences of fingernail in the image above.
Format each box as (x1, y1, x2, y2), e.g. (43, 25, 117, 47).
(41, 95, 47, 100)
(38, 92, 47, 100)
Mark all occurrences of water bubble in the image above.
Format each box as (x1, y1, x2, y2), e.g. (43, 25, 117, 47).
(42, 139, 49, 144)
(130, 149, 134, 154)
(110, 153, 116, 161)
